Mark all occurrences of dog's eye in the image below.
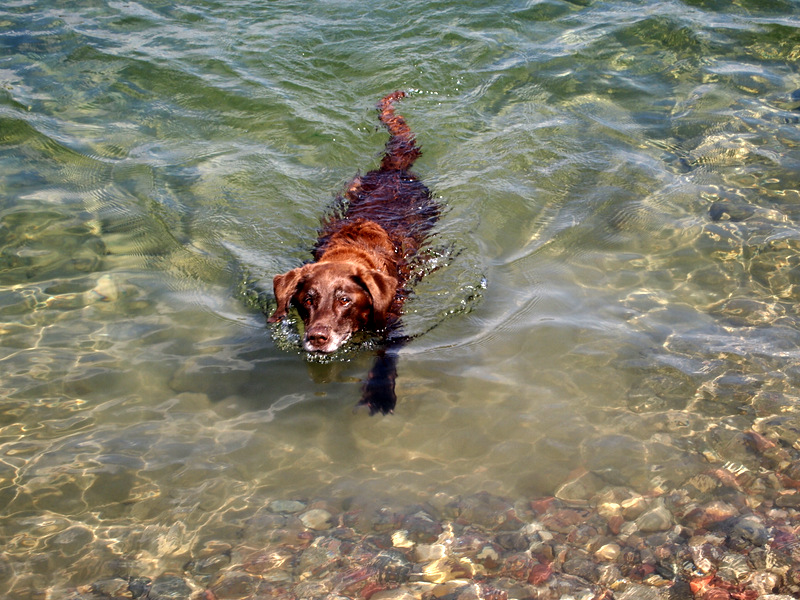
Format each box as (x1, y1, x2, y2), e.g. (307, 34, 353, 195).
(302, 296, 314, 307)
(339, 296, 351, 306)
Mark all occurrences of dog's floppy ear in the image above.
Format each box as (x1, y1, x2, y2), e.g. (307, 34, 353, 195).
(268, 265, 308, 323)
(354, 269, 398, 329)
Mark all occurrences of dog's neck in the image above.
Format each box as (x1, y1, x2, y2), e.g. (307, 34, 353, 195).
(317, 220, 400, 276)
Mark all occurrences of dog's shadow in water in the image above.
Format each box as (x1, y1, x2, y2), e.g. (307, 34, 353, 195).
(301, 349, 395, 415)
(298, 334, 407, 415)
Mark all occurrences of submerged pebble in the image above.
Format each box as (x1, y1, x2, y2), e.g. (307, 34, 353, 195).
(635, 504, 673, 532)
(148, 574, 192, 600)
(594, 543, 621, 562)
(269, 500, 307, 514)
(299, 508, 333, 530)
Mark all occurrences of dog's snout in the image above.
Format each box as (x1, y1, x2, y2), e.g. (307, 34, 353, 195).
(306, 327, 329, 347)
(303, 324, 350, 354)
(304, 326, 338, 353)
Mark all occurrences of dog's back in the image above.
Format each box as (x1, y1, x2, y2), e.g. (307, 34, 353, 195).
(315, 92, 439, 276)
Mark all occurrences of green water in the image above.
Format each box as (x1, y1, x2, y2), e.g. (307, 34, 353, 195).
(1, 0, 800, 594)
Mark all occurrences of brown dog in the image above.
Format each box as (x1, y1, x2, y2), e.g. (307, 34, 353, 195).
(268, 91, 438, 413)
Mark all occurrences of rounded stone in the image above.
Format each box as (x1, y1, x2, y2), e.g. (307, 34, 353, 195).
(475, 544, 501, 567)
(269, 500, 307, 514)
(431, 579, 478, 599)
(621, 496, 649, 520)
(615, 582, 664, 600)
(555, 471, 605, 503)
(635, 505, 673, 532)
(594, 543, 621, 562)
(370, 591, 420, 600)
(90, 578, 130, 597)
(299, 508, 333, 530)
(414, 543, 447, 563)
(562, 557, 599, 583)
(89, 274, 120, 302)
(209, 571, 259, 599)
(693, 500, 739, 528)
(597, 502, 623, 520)
(50, 526, 95, 557)
(744, 571, 781, 596)
(732, 515, 769, 546)
(148, 575, 192, 600)
(774, 492, 800, 508)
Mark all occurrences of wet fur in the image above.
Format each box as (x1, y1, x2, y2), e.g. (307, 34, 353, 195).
(269, 91, 438, 414)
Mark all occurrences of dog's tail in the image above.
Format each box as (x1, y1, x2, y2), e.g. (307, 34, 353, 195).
(377, 91, 422, 171)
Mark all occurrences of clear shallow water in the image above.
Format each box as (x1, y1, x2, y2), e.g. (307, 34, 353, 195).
(1, 0, 800, 595)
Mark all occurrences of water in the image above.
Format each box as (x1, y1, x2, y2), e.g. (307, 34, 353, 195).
(2, 0, 800, 595)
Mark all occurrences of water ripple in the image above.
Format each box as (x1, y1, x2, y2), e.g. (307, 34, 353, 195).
(2, 0, 800, 594)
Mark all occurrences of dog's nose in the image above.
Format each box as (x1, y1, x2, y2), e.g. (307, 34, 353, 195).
(305, 328, 330, 349)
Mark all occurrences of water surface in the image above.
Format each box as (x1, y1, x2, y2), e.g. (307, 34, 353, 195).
(1, 0, 800, 594)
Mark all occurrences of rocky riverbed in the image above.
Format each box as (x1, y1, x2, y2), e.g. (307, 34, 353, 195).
(69, 426, 800, 600)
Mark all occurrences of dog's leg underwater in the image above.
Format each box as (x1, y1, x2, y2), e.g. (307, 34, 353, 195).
(358, 336, 408, 415)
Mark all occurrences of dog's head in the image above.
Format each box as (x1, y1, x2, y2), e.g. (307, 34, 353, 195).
(268, 262, 398, 353)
